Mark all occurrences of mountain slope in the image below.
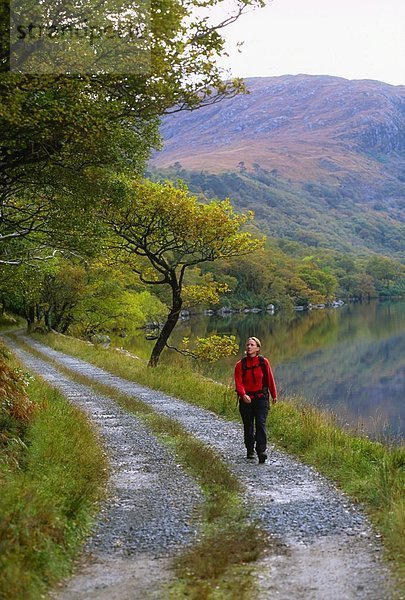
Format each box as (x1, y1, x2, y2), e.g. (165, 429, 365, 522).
(154, 75, 404, 189)
(151, 75, 405, 257)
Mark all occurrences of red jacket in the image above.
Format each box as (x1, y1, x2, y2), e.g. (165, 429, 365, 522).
(234, 355, 277, 400)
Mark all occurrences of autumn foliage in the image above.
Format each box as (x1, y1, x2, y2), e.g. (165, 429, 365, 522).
(0, 345, 37, 437)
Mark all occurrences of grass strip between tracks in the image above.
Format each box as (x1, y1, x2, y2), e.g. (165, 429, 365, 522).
(8, 334, 267, 599)
(26, 332, 405, 594)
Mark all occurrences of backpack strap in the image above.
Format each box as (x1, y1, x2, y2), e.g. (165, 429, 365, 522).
(241, 355, 267, 386)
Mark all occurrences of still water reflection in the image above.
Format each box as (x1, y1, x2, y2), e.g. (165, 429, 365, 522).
(173, 301, 404, 440)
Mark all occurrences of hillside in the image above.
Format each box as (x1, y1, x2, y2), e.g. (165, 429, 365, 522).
(151, 75, 405, 257)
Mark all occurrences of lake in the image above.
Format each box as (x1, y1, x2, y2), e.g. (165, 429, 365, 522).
(121, 300, 405, 441)
(172, 300, 405, 441)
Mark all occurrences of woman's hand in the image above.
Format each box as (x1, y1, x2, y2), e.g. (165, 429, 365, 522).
(242, 394, 251, 404)
(272, 397, 278, 405)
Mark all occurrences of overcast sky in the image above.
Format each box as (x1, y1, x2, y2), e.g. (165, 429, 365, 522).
(216, 0, 405, 86)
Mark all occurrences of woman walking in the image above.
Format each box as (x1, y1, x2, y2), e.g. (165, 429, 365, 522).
(234, 337, 277, 463)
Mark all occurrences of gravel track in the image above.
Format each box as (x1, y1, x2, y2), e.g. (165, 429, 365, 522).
(4, 333, 395, 599)
(3, 336, 202, 600)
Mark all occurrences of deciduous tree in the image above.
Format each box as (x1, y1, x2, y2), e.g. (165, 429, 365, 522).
(1, 0, 264, 260)
(105, 178, 263, 365)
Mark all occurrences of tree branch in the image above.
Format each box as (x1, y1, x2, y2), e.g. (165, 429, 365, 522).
(165, 341, 198, 359)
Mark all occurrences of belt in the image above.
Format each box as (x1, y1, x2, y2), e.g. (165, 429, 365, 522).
(245, 389, 267, 398)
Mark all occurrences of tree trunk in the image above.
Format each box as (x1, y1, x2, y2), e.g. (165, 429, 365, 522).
(44, 307, 53, 331)
(148, 285, 182, 367)
(26, 305, 36, 332)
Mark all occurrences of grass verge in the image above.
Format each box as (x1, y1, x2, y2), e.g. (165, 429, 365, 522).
(0, 312, 24, 332)
(28, 332, 405, 592)
(0, 343, 108, 600)
(11, 335, 267, 599)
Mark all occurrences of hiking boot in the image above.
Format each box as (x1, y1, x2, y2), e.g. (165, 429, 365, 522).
(247, 450, 255, 459)
(258, 453, 267, 464)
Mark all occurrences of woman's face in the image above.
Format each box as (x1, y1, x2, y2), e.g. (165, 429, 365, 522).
(246, 338, 260, 357)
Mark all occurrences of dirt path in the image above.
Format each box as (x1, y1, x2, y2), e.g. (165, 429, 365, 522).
(3, 333, 395, 599)
(3, 334, 201, 600)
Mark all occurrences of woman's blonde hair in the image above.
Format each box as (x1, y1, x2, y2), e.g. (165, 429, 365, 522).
(247, 336, 261, 348)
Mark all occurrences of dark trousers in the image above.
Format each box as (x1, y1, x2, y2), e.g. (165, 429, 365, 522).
(239, 392, 269, 454)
